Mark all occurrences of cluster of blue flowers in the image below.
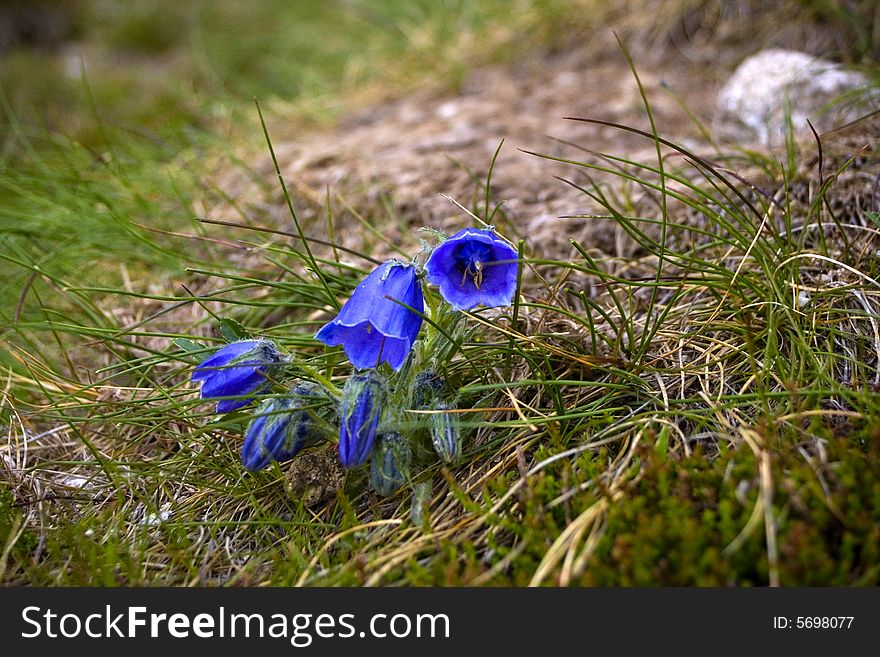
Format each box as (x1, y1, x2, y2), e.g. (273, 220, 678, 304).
(190, 227, 518, 495)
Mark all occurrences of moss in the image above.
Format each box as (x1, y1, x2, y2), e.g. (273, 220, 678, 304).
(580, 446, 763, 585)
(573, 422, 880, 586)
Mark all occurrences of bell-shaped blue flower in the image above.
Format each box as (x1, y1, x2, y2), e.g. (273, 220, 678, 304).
(424, 228, 518, 311)
(191, 339, 283, 413)
(315, 260, 424, 371)
(338, 372, 385, 468)
(369, 432, 412, 497)
(240, 383, 322, 472)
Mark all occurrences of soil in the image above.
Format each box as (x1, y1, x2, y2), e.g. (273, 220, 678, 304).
(206, 47, 722, 261)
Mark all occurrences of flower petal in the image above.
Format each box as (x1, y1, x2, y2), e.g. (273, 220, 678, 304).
(192, 340, 261, 380)
(316, 321, 413, 370)
(241, 412, 273, 471)
(199, 366, 265, 399)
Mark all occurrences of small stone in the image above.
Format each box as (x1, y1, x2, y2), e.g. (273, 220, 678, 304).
(284, 444, 345, 508)
(714, 49, 877, 147)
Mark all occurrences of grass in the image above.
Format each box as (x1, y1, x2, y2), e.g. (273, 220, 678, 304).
(2, 1, 880, 586)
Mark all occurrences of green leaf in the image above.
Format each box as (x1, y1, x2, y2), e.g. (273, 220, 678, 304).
(219, 317, 251, 343)
(655, 425, 669, 461)
(171, 338, 211, 363)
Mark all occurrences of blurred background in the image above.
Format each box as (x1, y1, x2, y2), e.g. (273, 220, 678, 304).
(2, 0, 878, 149)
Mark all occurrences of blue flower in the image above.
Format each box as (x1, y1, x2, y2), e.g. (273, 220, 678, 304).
(338, 372, 385, 468)
(424, 228, 518, 311)
(191, 339, 283, 413)
(315, 260, 424, 371)
(369, 432, 412, 497)
(240, 383, 322, 472)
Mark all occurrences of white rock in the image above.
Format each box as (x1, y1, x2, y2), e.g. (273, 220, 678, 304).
(714, 49, 876, 147)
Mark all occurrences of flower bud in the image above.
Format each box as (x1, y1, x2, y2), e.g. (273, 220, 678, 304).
(429, 401, 461, 463)
(241, 383, 321, 472)
(369, 432, 412, 497)
(338, 372, 385, 468)
(411, 370, 445, 410)
(192, 339, 285, 413)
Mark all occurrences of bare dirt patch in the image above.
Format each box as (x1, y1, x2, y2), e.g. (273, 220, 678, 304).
(207, 48, 720, 260)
